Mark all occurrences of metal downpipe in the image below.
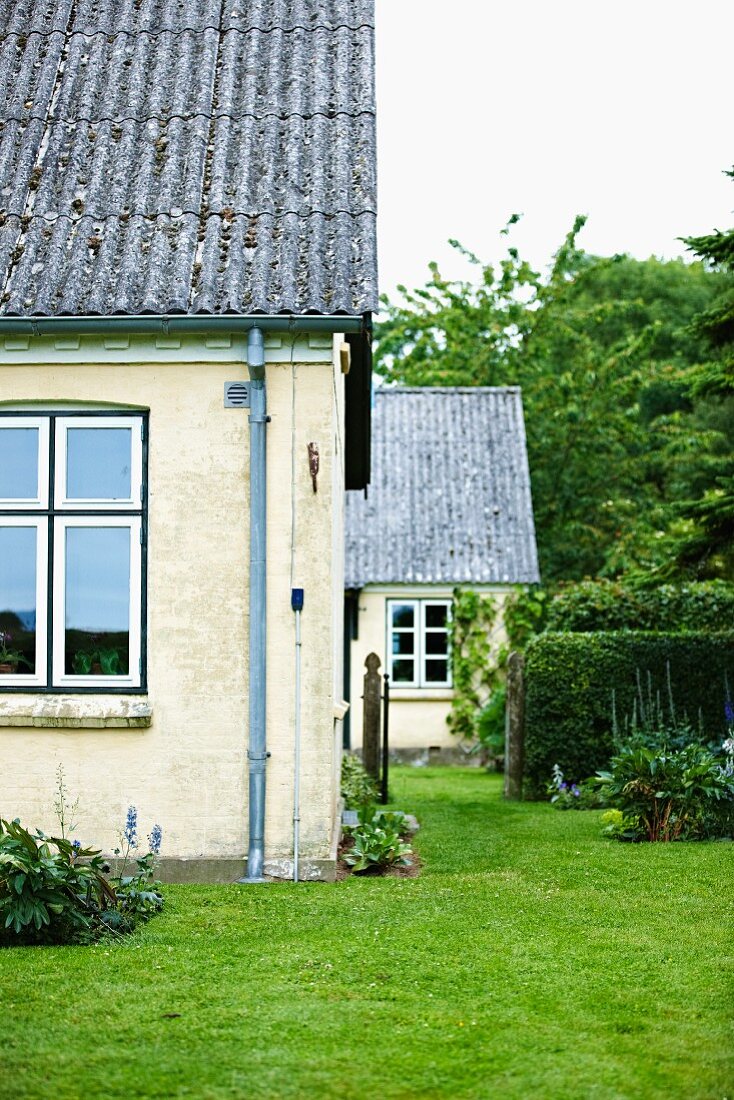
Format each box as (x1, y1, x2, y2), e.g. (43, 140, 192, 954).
(243, 326, 268, 883)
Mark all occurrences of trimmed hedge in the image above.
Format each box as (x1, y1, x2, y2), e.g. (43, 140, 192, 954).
(523, 631, 734, 797)
(545, 580, 734, 633)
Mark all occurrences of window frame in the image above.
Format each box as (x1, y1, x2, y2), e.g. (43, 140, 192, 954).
(0, 410, 148, 694)
(386, 598, 452, 689)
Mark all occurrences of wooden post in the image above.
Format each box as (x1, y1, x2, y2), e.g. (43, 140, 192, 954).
(362, 653, 382, 782)
(504, 650, 525, 800)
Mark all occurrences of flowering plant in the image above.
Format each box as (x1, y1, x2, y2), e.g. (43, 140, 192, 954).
(547, 764, 605, 810)
(0, 630, 31, 669)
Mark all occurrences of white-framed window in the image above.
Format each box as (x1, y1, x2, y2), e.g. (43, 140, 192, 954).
(0, 412, 146, 692)
(386, 599, 452, 688)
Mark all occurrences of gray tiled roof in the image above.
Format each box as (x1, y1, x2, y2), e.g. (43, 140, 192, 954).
(345, 388, 540, 587)
(0, 0, 376, 317)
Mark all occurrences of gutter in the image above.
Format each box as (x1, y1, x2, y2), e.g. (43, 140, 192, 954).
(0, 313, 365, 336)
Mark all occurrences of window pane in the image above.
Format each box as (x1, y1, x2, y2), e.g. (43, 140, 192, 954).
(425, 631, 448, 656)
(66, 428, 132, 500)
(391, 604, 414, 629)
(392, 632, 414, 656)
(425, 659, 448, 683)
(0, 428, 38, 499)
(0, 526, 37, 673)
(391, 659, 414, 683)
(65, 527, 130, 675)
(425, 604, 448, 628)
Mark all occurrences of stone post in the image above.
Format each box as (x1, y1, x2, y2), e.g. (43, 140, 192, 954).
(504, 650, 525, 800)
(362, 652, 382, 781)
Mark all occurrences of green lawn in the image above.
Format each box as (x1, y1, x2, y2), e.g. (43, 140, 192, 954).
(1, 768, 732, 1099)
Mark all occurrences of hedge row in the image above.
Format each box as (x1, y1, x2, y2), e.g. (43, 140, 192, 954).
(523, 631, 734, 797)
(545, 580, 734, 634)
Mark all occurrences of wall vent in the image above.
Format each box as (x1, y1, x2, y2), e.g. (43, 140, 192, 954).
(224, 381, 251, 408)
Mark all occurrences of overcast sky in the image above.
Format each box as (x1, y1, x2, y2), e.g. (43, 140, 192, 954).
(375, 0, 733, 304)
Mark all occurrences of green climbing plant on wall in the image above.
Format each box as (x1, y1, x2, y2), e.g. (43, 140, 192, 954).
(447, 588, 502, 743)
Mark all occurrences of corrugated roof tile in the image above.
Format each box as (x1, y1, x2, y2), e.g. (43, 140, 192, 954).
(0, 0, 376, 316)
(345, 389, 541, 587)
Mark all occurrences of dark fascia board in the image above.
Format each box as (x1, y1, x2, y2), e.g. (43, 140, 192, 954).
(344, 327, 372, 491)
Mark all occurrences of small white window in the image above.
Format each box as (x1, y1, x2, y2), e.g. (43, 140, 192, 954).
(54, 416, 143, 509)
(0, 412, 146, 692)
(387, 599, 452, 688)
(0, 417, 50, 509)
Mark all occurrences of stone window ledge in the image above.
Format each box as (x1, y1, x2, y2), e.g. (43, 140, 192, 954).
(0, 697, 152, 729)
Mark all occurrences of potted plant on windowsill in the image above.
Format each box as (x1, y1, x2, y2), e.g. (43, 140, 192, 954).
(72, 646, 123, 676)
(0, 631, 31, 675)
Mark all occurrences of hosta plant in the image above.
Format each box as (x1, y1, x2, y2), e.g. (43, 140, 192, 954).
(344, 805, 412, 874)
(341, 753, 379, 809)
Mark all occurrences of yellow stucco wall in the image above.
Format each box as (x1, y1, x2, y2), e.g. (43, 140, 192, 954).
(0, 334, 345, 873)
(348, 585, 510, 752)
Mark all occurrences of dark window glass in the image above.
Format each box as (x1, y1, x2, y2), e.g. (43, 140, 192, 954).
(392, 632, 414, 656)
(65, 527, 130, 675)
(425, 604, 448, 628)
(425, 631, 448, 655)
(391, 604, 414, 629)
(66, 428, 132, 500)
(0, 526, 37, 673)
(425, 659, 448, 683)
(0, 428, 38, 499)
(391, 659, 415, 683)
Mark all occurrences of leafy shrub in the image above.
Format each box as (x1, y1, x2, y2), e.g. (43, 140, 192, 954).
(476, 686, 506, 759)
(597, 743, 734, 841)
(0, 804, 163, 945)
(343, 806, 412, 874)
(523, 631, 734, 796)
(341, 754, 379, 809)
(546, 580, 734, 633)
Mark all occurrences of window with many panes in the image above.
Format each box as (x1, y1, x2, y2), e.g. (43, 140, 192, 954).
(386, 599, 451, 687)
(0, 412, 146, 691)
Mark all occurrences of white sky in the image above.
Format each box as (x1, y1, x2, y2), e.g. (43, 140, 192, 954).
(375, 0, 734, 304)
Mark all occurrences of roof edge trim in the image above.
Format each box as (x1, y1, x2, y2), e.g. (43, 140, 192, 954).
(0, 313, 367, 336)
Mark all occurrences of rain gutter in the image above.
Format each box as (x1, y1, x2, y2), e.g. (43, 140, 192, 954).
(0, 314, 365, 336)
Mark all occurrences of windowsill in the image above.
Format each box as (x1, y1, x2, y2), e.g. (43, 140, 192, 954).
(0, 696, 152, 729)
(389, 688, 454, 701)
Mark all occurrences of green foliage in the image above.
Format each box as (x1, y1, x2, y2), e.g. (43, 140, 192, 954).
(0, 819, 113, 940)
(343, 805, 412, 874)
(546, 764, 606, 810)
(72, 646, 123, 675)
(0, 786, 163, 945)
(340, 753, 379, 809)
(672, 167, 734, 578)
(376, 219, 726, 581)
(447, 588, 500, 742)
(523, 631, 734, 796)
(597, 742, 734, 841)
(546, 579, 734, 632)
(476, 685, 506, 758)
(504, 586, 551, 651)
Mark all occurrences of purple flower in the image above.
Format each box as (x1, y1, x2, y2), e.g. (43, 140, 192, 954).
(124, 805, 138, 849)
(148, 824, 163, 855)
(571, 786, 581, 797)
(559, 782, 567, 791)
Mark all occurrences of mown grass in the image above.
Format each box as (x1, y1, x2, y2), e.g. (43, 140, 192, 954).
(1, 768, 732, 1099)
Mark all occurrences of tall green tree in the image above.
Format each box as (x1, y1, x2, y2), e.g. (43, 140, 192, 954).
(672, 167, 734, 579)
(375, 220, 722, 581)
